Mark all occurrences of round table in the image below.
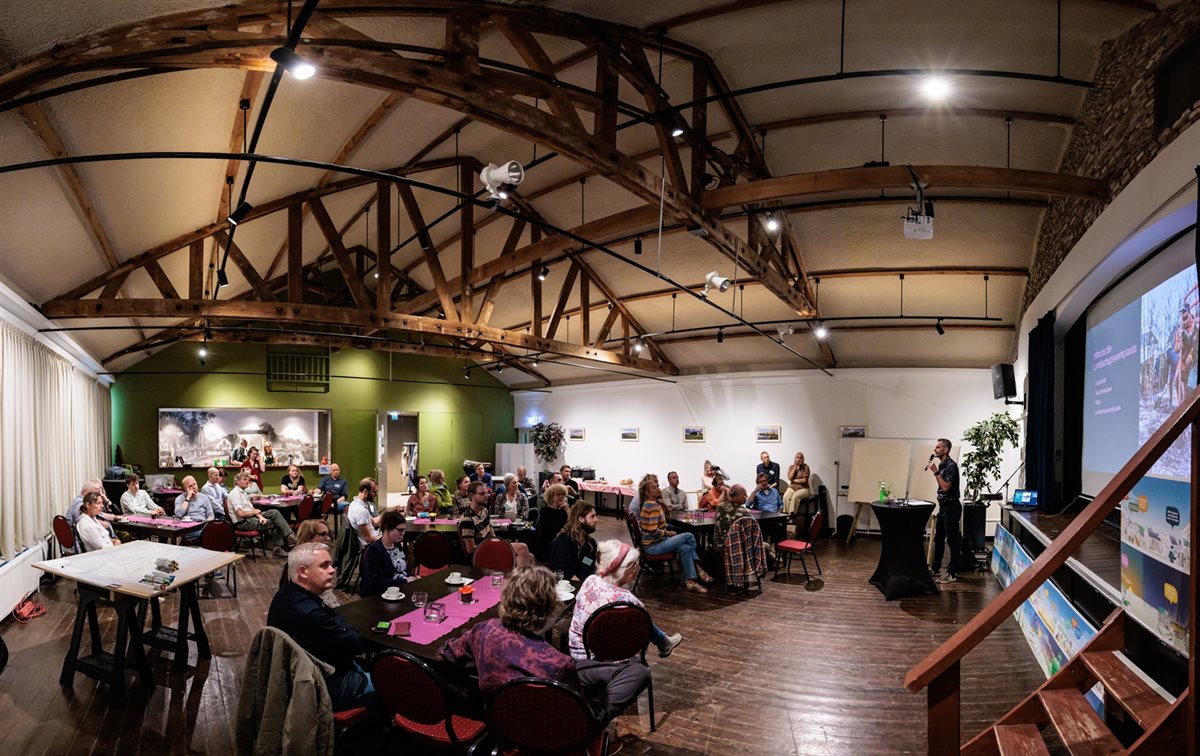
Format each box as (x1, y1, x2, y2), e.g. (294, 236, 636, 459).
(868, 500, 940, 600)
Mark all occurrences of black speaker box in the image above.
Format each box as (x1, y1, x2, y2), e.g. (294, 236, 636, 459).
(991, 363, 1017, 399)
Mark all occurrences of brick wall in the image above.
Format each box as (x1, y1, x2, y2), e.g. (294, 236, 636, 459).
(1024, 1, 1200, 313)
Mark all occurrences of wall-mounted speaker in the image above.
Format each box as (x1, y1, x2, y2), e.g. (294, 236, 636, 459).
(991, 363, 1017, 400)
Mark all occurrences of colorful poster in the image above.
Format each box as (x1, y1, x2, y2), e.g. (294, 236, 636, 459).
(1120, 474, 1191, 654)
(992, 527, 1102, 712)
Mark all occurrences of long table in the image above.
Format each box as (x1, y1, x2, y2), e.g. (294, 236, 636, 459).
(34, 540, 241, 701)
(668, 509, 790, 550)
(578, 480, 635, 519)
(117, 515, 205, 543)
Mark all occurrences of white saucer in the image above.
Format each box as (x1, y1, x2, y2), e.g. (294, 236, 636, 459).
(445, 576, 465, 585)
(382, 592, 405, 601)
(556, 590, 575, 602)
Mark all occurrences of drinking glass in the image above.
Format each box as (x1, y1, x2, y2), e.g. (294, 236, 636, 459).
(424, 601, 445, 623)
(490, 573, 503, 587)
(412, 591, 428, 608)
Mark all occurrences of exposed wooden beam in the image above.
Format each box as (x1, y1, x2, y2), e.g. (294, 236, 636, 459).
(493, 16, 586, 134)
(188, 239, 204, 300)
(545, 262, 580, 341)
(810, 266, 1029, 280)
(566, 251, 675, 368)
(288, 203, 304, 303)
(309, 197, 371, 310)
(142, 258, 180, 300)
(474, 274, 504, 326)
(40, 298, 679, 375)
(376, 180, 392, 316)
(594, 305, 620, 348)
(211, 70, 267, 297)
(459, 163, 475, 319)
(214, 231, 272, 301)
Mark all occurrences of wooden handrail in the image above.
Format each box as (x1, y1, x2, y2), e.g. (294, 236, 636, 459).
(905, 386, 1200, 694)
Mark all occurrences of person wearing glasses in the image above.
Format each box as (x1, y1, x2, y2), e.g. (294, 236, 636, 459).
(360, 509, 412, 596)
(281, 519, 340, 606)
(458, 481, 532, 566)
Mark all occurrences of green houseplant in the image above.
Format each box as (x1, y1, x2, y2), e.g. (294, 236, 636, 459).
(529, 421, 566, 470)
(959, 412, 1020, 501)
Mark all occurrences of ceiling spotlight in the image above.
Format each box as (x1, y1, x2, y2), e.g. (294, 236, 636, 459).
(716, 327, 724, 344)
(531, 357, 538, 367)
(463, 366, 472, 379)
(919, 74, 951, 102)
(480, 161, 525, 200)
(537, 265, 549, 281)
(633, 339, 645, 354)
(670, 125, 685, 138)
(935, 319, 946, 336)
(217, 268, 229, 287)
(198, 345, 208, 358)
(374, 272, 379, 279)
(776, 324, 795, 339)
(227, 201, 253, 226)
(270, 47, 316, 80)
(633, 237, 643, 256)
(703, 271, 732, 296)
(813, 324, 829, 340)
(765, 215, 780, 232)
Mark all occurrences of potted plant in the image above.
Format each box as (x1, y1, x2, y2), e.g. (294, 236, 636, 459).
(959, 412, 1020, 501)
(529, 421, 566, 470)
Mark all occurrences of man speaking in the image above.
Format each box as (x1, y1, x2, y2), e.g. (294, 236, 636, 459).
(927, 438, 962, 584)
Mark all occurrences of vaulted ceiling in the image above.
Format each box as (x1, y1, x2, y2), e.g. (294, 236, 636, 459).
(0, 0, 1155, 387)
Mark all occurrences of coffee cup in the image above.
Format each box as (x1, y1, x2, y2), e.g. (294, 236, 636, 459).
(557, 579, 572, 591)
(449, 571, 462, 582)
(382, 588, 401, 600)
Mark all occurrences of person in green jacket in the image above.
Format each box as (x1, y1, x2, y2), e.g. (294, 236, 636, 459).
(428, 468, 453, 513)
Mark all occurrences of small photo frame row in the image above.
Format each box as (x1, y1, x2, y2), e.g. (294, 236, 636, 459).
(567, 425, 783, 443)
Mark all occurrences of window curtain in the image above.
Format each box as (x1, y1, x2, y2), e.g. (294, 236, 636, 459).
(0, 321, 110, 559)
(1024, 311, 1056, 510)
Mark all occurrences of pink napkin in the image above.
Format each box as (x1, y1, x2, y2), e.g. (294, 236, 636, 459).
(389, 580, 503, 645)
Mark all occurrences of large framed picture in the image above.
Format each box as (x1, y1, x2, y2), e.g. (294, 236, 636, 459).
(683, 426, 705, 443)
(619, 426, 640, 442)
(755, 425, 782, 443)
(158, 408, 330, 468)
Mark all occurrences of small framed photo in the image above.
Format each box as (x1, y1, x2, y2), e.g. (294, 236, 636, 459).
(682, 426, 705, 443)
(619, 426, 640, 442)
(840, 425, 867, 438)
(568, 427, 586, 441)
(755, 425, 782, 443)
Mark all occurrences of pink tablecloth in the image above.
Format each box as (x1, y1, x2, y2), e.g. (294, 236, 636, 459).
(412, 518, 513, 527)
(579, 481, 635, 497)
(253, 495, 303, 504)
(123, 515, 195, 529)
(389, 579, 504, 645)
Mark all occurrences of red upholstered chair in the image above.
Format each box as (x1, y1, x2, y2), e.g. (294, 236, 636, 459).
(413, 531, 452, 577)
(200, 520, 237, 596)
(472, 537, 515, 573)
(320, 492, 335, 519)
(775, 510, 824, 580)
(373, 651, 486, 753)
(52, 515, 76, 556)
(233, 523, 266, 560)
(488, 677, 608, 756)
(623, 510, 676, 591)
(292, 495, 314, 531)
(581, 601, 656, 731)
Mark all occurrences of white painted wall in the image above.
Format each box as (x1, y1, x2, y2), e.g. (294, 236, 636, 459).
(514, 367, 1022, 526)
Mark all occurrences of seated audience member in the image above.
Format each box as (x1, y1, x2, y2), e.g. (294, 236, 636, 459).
(541, 472, 564, 493)
(698, 472, 729, 511)
(262, 442, 276, 466)
(268, 543, 375, 710)
(710, 484, 752, 558)
(494, 473, 529, 520)
(627, 473, 657, 517)
(661, 471, 689, 517)
(570, 539, 683, 660)
(700, 459, 716, 494)
(452, 474, 473, 515)
(360, 509, 412, 596)
(201, 467, 230, 519)
(121, 475, 165, 516)
(747, 473, 786, 544)
(316, 462, 350, 513)
(69, 481, 118, 539)
(441, 565, 647, 725)
(406, 475, 438, 516)
(280, 464, 307, 495)
(470, 462, 493, 489)
(228, 470, 297, 558)
(783, 452, 812, 514)
(347, 478, 383, 546)
(459, 481, 533, 566)
(240, 446, 265, 489)
(756, 451, 782, 491)
(560, 465, 581, 503)
(638, 477, 712, 592)
(515, 466, 535, 497)
(77, 491, 120, 551)
(549, 501, 598, 582)
(428, 468, 453, 513)
(535, 483, 570, 563)
(279, 520, 340, 606)
(175, 475, 220, 523)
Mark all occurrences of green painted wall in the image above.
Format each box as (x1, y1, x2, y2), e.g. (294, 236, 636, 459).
(111, 342, 515, 488)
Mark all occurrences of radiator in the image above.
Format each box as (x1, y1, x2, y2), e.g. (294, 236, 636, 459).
(0, 539, 46, 620)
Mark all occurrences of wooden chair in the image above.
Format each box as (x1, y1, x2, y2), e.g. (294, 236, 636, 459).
(775, 510, 824, 580)
(472, 537, 515, 573)
(52, 515, 76, 556)
(488, 677, 608, 756)
(622, 510, 676, 591)
(200, 520, 237, 596)
(373, 650, 486, 753)
(413, 530, 452, 578)
(581, 601, 656, 731)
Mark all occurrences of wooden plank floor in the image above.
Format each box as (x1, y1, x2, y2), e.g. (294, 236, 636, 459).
(0, 519, 1048, 755)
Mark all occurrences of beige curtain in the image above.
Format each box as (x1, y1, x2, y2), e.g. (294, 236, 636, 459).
(0, 321, 110, 559)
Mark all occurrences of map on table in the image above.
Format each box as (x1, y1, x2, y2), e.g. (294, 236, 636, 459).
(50, 541, 213, 582)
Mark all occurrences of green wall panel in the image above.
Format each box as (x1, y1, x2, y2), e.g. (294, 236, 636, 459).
(110, 342, 515, 493)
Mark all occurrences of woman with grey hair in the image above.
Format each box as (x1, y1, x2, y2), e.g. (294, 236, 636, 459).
(494, 472, 529, 519)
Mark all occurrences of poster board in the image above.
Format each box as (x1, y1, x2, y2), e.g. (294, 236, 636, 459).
(840, 437, 946, 530)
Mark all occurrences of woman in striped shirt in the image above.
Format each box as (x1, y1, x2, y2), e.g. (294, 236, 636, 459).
(637, 477, 713, 593)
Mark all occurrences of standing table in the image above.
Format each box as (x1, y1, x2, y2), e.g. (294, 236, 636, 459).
(578, 480, 635, 519)
(868, 500, 940, 600)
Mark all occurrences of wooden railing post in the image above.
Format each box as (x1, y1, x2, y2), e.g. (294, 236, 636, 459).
(927, 661, 960, 756)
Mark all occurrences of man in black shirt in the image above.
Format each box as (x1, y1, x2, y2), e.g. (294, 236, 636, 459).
(927, 438, 963, 584)
(756, 451, 782, 491)
(549, 501, 599, 582)
(267, 542, 375, 709)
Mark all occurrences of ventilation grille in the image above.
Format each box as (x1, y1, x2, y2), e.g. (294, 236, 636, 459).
(266, 350, 329, 393)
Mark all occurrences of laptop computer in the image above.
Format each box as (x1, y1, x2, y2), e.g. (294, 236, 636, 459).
(1010, 489, 1039, 509)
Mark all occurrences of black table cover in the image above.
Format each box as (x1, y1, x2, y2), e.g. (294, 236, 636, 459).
(869, 501, 940, 600)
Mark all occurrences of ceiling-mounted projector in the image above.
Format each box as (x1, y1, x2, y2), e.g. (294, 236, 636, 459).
(903, 211, 933, 240)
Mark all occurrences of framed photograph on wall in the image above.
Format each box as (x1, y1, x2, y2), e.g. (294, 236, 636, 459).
(840, 425, 867, 438)
(682, 426, 705, 443)
(754, 425, 782, 443)
(619, 426, 640, 442)
(568, 427, 586, 441)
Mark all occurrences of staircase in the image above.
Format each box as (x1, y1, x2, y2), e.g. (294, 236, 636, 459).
(904, 391, 1200, 755)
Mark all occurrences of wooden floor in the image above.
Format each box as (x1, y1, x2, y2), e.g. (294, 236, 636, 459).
(0, 519, 1049, 755)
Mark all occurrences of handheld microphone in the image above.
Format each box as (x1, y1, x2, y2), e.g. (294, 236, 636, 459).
(928, 454, 934, 461)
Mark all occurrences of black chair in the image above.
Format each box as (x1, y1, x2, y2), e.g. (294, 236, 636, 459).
(580, 600, 656, 731)
(487, 677, 608, 756)
(373, 650, 486, 753)
(622, 511, 676, 590)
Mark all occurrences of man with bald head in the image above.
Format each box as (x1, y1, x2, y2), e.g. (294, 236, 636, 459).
(317, 462, 350, 513)
(712, 483, 752, 557)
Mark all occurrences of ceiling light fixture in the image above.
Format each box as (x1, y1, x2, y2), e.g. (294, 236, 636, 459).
(537, 265, 549, 281)
(480, 160, 525, 201)
(217, 268, 229, 288)
(703, 271, 732, 296)
(633, 237, 642, 255)
(531, 357, 538, 367)
(670, 125, 685, 138)
(935, 319, 946, 336)
(765, 214, 780, 232)
(919, 74, 951, 102)
(198, 345, 208, 358)
(776, 324, 794, 339)
(270, 46, 316, 80)
(813, 323, 829, 340)
(716, 327, 724, 344)
(633, 338, 645, 354)
(227, 201, 253, 226)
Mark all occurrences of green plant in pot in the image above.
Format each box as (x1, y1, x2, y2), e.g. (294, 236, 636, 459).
(959, 412, 1020, 501)
(529, 422, 566, 471)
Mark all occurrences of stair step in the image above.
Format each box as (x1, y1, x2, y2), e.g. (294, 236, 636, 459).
(1080, 650, 1171, 730)
(1038, 688, 1124, 755)
(994, 724, 1050, 756)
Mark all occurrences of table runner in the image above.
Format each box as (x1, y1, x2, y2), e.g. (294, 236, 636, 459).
(389, 578, 503, 645)
(413, 517, 514, 526)
(123, 515, 196, 529)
